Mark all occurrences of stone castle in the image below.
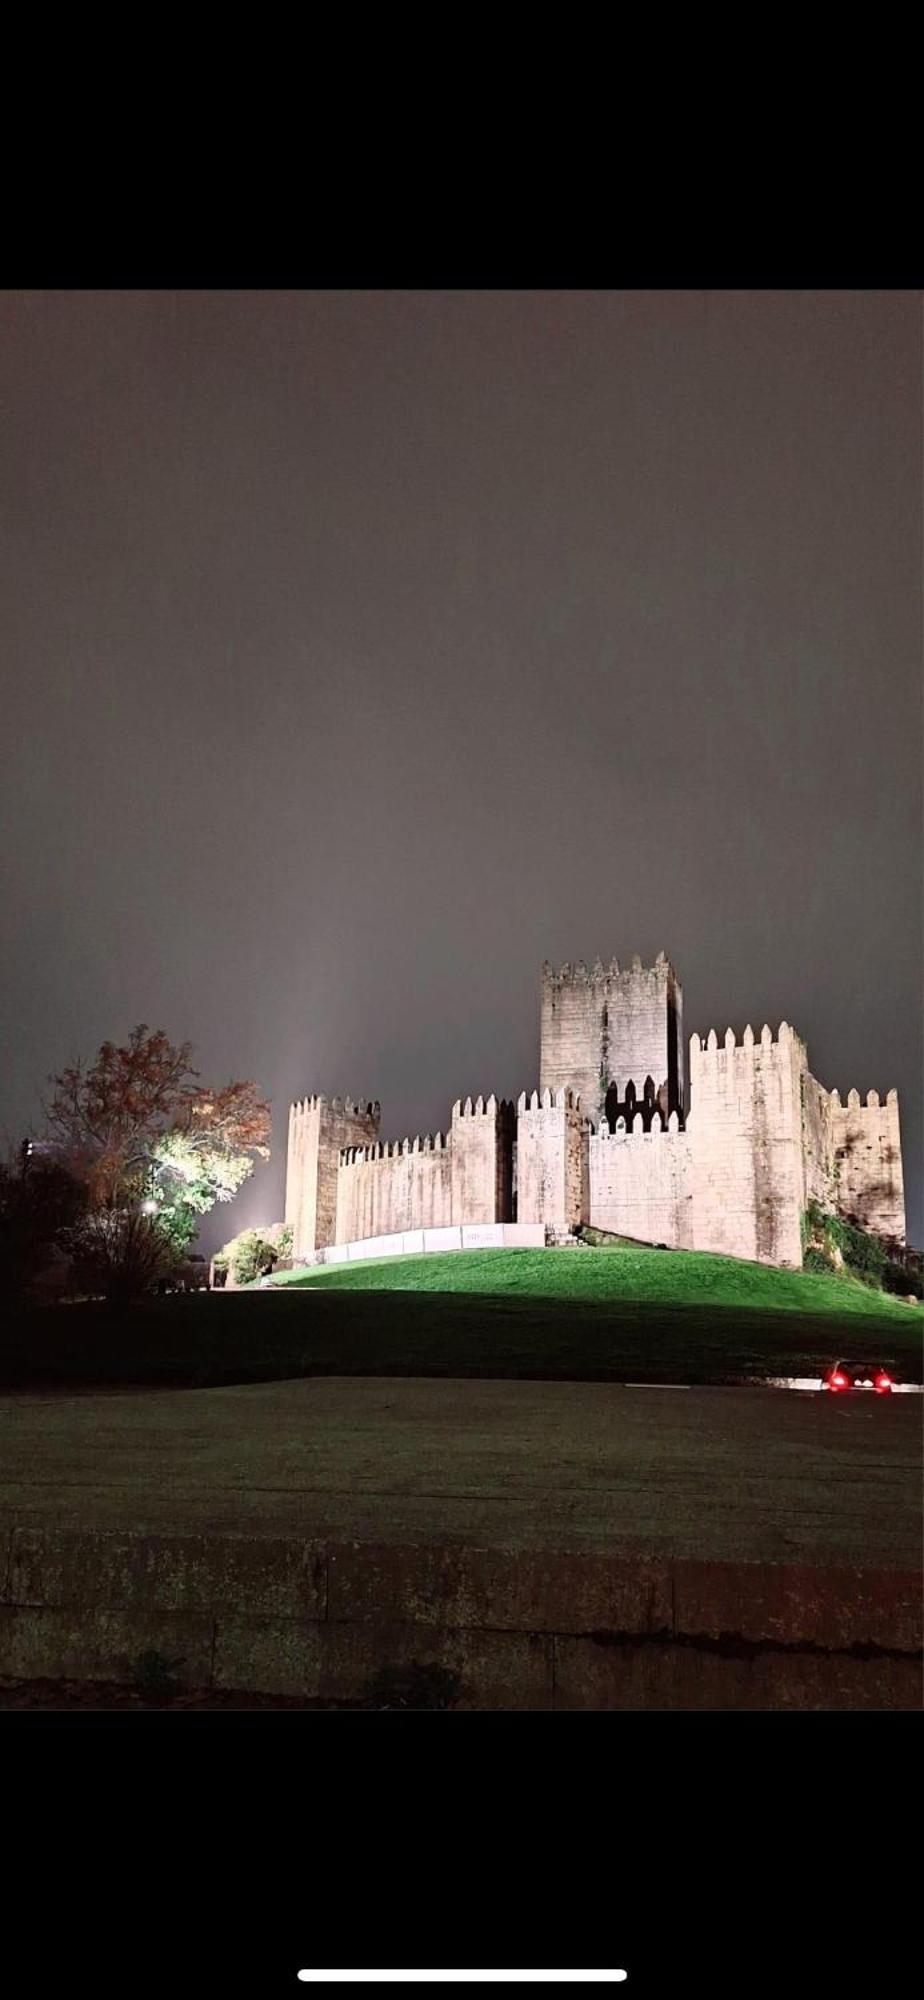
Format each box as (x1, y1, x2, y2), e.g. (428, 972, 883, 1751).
(284, 952, 906, 1270)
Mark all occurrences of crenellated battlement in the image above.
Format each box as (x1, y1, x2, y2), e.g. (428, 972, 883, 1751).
(289, 1092, 381, 1119)
(542, 949, 674, 989)
(596, 1109, 684, 1138)
(340, 1131, 449, 1166)
(451, 1093, 515, 1120)
(829, 1087, 899, 1108)
(598, 1074, 683, 1132)
(516, 1086, 582, 1112)
(689, 1022, 804, 1057)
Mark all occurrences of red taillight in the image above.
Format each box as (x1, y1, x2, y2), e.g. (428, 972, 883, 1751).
(875, 1373, 892, 1393)
(829, 1371, 848, 1389)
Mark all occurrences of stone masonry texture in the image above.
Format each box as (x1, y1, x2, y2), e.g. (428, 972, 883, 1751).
(286, 1095, 380, 1260)
(1, 1529, 919, 1709)
(540, 951, 684, 1128)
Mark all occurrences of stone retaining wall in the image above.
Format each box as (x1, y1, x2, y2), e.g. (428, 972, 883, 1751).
(299, 1221, 546, 1269)
(1, 1528, 919, 1709)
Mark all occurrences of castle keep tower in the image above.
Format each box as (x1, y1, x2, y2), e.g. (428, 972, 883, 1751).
(285, 1094, 380, 1259)
(540, 952, 684, 1130)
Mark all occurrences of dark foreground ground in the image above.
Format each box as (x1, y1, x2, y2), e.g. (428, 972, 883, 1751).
(2, 1375, 919, 1562)
(3, 1379, 919, 1707)
(3, 1285, 921, 1392)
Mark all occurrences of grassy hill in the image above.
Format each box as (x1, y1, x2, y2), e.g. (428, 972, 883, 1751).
(269, 1244, 918, 1321)
(3, 1247, 919, 1394)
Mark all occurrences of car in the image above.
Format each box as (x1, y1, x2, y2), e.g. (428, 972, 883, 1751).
(821, 1360, 895, 1395)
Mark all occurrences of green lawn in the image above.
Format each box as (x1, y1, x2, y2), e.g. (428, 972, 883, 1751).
(268, 1244, 918, 1321)
(4, 1243, 918, 1394)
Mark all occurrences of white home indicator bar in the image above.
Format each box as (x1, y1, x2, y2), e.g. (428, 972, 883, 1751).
(296, 1976, 628, 1986)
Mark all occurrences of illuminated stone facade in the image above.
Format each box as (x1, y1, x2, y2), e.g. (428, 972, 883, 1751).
(284, 955, 906, 1269)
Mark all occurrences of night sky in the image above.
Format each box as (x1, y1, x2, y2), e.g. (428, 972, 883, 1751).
(2, 290, 920, 1249)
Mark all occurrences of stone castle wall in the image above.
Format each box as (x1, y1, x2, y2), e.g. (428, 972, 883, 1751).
(333, 1091, 514, 1244)
(335, 1134, 452, 1244)
(830, 1088, 904, 1242)
(451, 1096, 515, 1225)
(516, 1089, 588, 1233)
(800, 1070, 840, 1213)
(286, 1095, 380, 1260)
(540, 952, 684, 1129)
(688, 1024, 805, 1268)
(282, 957, 906, 1265)
(799, 1072, 905, 1242)
(589, 1113, 693, 1248)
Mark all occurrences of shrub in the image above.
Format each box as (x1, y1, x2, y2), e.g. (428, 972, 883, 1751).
(803, 1200, 889, 1291)
(230, 1230, 280, 1286)
(883, 1259, 923, 1301)
(65, 1208, 180, 1304)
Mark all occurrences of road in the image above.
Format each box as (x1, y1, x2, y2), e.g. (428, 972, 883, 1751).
(2, 1377, 920, 1566)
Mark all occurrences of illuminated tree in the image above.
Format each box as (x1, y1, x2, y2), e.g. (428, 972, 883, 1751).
(45, 1026, 198, 1207)
(44, 1029, 271, 1288)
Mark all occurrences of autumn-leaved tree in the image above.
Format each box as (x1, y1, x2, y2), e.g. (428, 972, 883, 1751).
(45, 1027, 198, 1207)
(43, 1027, 271, 1296)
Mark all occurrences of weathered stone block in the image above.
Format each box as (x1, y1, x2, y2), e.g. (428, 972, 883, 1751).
(212, 1616, 554, 1709)
(671, 1559, 922, 1653)
(590, 1123, 693, 1248)
(6, 1527, 327, 1620)
(0, 1604, 214, 1685)
(748, 1647, 923, 1711)
(552, 1635, 757, 1709)
(552, 1634, 923, 1710)
(327, 1543, 673, 1637)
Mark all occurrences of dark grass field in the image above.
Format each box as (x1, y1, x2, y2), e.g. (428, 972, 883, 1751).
(3, 1248, 921, 1392)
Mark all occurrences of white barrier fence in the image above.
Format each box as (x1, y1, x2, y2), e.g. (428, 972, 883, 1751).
(299, 1221, 546, 1271)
